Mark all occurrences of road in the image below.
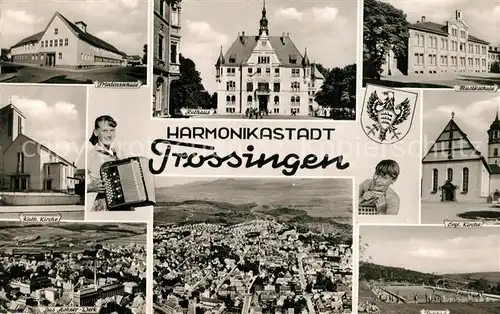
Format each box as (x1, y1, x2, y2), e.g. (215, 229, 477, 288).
(0, 62, 146, 84)
(0, 206, 84, 220)
(241, 295, 252, 314)
(297, 253, 316, 314)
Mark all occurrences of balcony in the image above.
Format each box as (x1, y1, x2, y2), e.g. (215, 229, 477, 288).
(169, 64, 180, 74)
(255, 87, 271, 96)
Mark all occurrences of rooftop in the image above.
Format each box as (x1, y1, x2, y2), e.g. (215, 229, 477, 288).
(409, 21, 490, 45)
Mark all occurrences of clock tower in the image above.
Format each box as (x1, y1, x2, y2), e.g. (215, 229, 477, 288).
(488, 110, 500, 165)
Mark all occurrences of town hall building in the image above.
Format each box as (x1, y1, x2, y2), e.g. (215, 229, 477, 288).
(9, 12, 126, 68)
(215, 1, 324, 116)
(421, 112, 500, 203)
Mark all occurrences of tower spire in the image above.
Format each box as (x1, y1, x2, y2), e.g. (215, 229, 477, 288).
(259, 0, 269, 36)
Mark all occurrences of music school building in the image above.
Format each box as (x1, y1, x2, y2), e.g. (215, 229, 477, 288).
(9, 11, 125, 69)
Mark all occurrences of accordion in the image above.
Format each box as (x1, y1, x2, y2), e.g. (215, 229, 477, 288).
(358, 205, 379, 215)
(100, 156, 156, 210)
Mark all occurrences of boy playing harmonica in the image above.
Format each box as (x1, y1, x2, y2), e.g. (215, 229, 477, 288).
(359, 159, 400, 215)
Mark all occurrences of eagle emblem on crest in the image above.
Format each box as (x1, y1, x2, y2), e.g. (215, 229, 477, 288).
(364, 90, 412, 142)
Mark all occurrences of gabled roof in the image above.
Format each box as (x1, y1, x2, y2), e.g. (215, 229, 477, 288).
(311, 64, 325, 80)
(222, 35, 305, 67)
(409, 21, 490, 45)
(3, 133, 76, 168)
(422, 117, 491, 173)
(11, 32, 45, 49)
(0, 103, 26, 119)
(10, 12, 123, 55)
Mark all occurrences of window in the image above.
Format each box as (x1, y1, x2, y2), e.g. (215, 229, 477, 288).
(170, 42, 177, 63)
(460, 30, 465, 39)
(227, 68, 236, 76)
(462, 168, 469, 193)
(291, 96, 300, 105)
(248, 68, 253, 76)
(18, 116, 22, 135)
(58, 53, 62, 59)
(47, 166, 51, 176)
(256, 68, 262, 75)
(54, 28, 58, 35)
(459, 43, 464, 51)
(265, 68, 271, 76)
(291, 82, 300, 92)
(246, 82, 253, 92)
(415, 53, 424, 65)
(432, 169, 438, 192)
(226, 95, 231, 103)
(274, 96, 279, 105)
(17, 152, 24, 173)
(273, 82, 280, 92)
(59, 39, 63, 46)
(291, 68, 300, 77)
(54, 39, 58, 47)
(226, 81, 236, 91)
(231, 95, 236, 104)
(226, 107, 236, 113)
(247, 95, 252, 104)
(257, 82, 269, 91)
(159, 0, 165, 17)
(65, 38, 68, 46)
(452, 28, 457, 36)
(50, 40, 53, 47)
(468, 44, 473, 53)
(41, 41, 44, 48)
(158, 34, 164, 60)
(8, 112, 12, 136)
(429, 36, 437, 48)
(274, 68, 280, 76)
(495, 148, 498, 156)
(273, 108, 279, 114)
(258, 56, 270, 64)
(447, 168, 453, 181)
(172, 6, 179, 26)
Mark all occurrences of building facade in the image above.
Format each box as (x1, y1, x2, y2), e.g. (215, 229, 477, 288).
(0, 103, 76, 192)
(383, 10, 490, 76)
(422, 113, 500, 203)
(488, 46, 500, 70)
(215, 2, 324, 116)
(9, 12, 125, 68)
(153, 0, 182, 117)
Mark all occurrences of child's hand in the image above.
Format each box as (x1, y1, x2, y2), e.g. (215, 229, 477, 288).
(361, 191, 376, 201)
(375, 196, 387, 212)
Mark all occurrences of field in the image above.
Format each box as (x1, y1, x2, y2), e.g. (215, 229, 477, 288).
(155, 178, 353, 218)
(444, 272, 500, 284)
(0, 223, 146, 247)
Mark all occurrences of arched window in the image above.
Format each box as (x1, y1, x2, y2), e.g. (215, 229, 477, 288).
(274, 96, 279, 105)
(495, 148, 498, 156)
(462, 168, 469, 193)
(231, 95, 236, 103)
(432, 169, 438, 192)
(291, 96, 296, 103)
(247, 95, 252, 103)
(447, 168, 453, 182)
(296, 96, 300, 103)
(226, 95, 231, 103)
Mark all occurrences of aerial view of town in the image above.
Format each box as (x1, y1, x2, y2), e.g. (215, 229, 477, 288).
(0, 222, 147, 313)
(153, 177, 353, 314)
(358, 225, 500, 314)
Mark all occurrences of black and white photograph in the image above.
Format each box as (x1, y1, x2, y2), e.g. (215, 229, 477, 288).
(152, 0, 356, 120)
(421, 90, 500, 224)
(153, 177, 353, 314)
(86, 86, 155, 221)
(358, 225, 500, 314)
(0, 85, 85, 220)
(0, 221, 147, 313)
(363, 0, 500, 88)
(0, 0, 148, 84)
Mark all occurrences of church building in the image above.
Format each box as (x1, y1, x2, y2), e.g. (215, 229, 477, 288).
(421, 112, 500, 203)
(215, 1, 324, 116)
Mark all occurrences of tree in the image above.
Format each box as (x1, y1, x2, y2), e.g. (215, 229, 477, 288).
(314, 64, 356, 119)
(142, 44, 147, 65)
(491, 61, 500, 73)
(169, 54, 211, 114)
(363, 0, 409, 78)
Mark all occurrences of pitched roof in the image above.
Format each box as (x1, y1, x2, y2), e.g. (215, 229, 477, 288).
(222, 35, 305, 67)
(10, 12, 123, 55)
(11, 32, 45, 49)
(422, 117, 491, 173)
(409, 21, 490, 45)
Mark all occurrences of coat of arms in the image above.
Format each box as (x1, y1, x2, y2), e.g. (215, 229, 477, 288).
(361, 85, 418, 144)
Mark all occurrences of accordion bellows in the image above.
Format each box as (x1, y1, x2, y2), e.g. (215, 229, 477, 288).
(100, 156, 156, 210)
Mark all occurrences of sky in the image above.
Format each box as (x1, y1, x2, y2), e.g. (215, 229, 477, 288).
(0, 85, 87, 169)
(179, 0, 358, 93)
(422, 91, 500, 157)
(0, 0, 148, 55)
(360, 226, 500, 274)
(382, 0, 500, 46)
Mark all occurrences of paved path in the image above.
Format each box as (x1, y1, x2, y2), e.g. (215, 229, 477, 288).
(0, 205, 84, 220)
(367, 73, 500, 88)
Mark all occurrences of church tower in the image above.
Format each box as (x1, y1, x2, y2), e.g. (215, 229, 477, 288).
(488, 110, 500, 164)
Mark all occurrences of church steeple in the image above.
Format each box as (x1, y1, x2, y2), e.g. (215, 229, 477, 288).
(259, 0, 269, 36)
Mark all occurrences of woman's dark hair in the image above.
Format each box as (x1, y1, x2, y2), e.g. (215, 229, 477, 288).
(89, 115, 117, 146)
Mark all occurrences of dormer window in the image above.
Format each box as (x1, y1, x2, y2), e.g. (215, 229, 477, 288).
(289, 55, 297, 64)
(229, 54, 236, 63)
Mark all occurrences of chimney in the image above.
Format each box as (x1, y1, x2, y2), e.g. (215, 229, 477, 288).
(240, 31, 245, 44)
(286, 32, 290, 37)
(421, 16, 426, 22)
(75, 21, 87, 33)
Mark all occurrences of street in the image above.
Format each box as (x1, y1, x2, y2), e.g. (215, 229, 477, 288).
(421, 201, 500, 224)
(188, 114, 333, 120)
(298, 253, 316, 314)
(0, 205, 84, 220)
(0, 62, 146, 84)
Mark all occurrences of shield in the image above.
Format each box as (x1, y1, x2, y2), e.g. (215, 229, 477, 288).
(361, 84, 418, 144)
